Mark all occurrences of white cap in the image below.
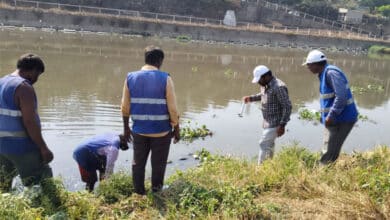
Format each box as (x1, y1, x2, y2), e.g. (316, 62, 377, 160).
(252, 65, 270, 83)
(302, 50, 327, 65)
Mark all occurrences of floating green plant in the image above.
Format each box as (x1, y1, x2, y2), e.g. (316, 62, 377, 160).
(176, 35, 191, 43)
(191, 66, 198, 73)
(180, 121, 212, 142)
(351, 84, 385, 95)
(223, 68, 238, 78)
(298, 108, 321, 121)
(298, 108, 371, 123)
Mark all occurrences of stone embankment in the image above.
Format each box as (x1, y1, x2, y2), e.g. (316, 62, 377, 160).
(0, 5, 389, 52)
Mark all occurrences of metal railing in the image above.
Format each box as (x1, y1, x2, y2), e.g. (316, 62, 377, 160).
(1, 0, 385, 41)
(245, 0, 382, 37)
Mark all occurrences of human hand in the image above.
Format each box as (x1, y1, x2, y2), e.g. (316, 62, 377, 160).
(325, 117, 333, 127)
(124, 126, 133, 143)
(173, 126, 180, 144)
(40, 147, 54, 164)
(277, 125, 285, 137)
(242, 96, 251, 104)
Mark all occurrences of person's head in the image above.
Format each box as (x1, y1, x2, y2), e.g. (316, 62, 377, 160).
(118, 134, 129, 151)
(144, 46, 164, 68)
(302, 50, 327, 74)
(16, 53, 45, 84)
(252, 65, 273, 86)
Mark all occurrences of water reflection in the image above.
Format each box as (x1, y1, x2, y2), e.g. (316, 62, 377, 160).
(0, 30, 389, 190)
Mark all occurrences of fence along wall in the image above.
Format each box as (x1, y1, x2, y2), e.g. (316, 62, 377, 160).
(1, 4, 388, 53)
(2, 0, 385, 41)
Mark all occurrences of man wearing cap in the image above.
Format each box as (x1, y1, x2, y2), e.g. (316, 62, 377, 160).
(243, 65, 292, 164)
(303, 50, 358, 164)
(73, 133, 129, 191)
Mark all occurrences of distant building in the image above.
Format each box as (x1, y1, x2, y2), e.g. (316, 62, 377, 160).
(338, 8, 363, 24)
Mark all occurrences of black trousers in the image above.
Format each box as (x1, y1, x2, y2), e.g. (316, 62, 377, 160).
(321, 122, 355, 164)
(132, 132, 171, 194)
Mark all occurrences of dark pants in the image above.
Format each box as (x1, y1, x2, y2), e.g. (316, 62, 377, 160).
(0, 149, 53, 192)
(132, 133, 171, 195)
(321, 122, 355, 164)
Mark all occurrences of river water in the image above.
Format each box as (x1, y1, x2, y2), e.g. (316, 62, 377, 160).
(1, 30, 389, 190)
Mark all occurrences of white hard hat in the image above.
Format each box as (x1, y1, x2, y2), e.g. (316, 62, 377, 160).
(302, 50, 327, 65)
(252, 65, 270, 83)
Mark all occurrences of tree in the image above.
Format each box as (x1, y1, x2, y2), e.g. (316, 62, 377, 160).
(359, 0, 390, 11)
(377, 4, 390, 16)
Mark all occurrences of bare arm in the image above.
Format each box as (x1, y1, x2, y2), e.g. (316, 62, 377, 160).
(166, 77, 180, 143)
(121, 79, 132, 142)
(16, 83, 53, 164)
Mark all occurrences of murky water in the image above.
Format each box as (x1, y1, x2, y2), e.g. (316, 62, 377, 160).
(1, 30, 389, 190)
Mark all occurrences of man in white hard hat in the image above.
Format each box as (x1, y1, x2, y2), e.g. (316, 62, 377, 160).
(242, 65, 292, 164)
(303, 50, 358, 164)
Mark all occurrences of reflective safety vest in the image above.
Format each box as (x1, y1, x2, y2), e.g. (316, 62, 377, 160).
(127, 70, 171, 134)
(319, 65, 358, 124)
(73, 133, 120, 170)
(0, 75, 39, 154)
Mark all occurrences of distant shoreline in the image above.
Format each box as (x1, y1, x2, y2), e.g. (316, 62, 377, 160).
(1, 5, 390, 53)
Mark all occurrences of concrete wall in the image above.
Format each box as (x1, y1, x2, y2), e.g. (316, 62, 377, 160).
(0, 8, 388, 51)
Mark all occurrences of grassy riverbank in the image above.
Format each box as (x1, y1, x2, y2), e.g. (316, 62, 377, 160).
(368, 45, 390, 59)
(1, 145, 389, 219)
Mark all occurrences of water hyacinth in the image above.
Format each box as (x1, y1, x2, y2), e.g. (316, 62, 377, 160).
(180, 120, 212, 142)
(351, 84, 385, 95)
(298, 108, 371, 124)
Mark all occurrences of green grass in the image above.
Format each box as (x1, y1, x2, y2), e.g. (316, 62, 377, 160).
(1, 146, 389, 219)
(368, 45, 390, 60)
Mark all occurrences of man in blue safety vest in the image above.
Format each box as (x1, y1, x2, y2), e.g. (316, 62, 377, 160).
(0, 54, 54, 192)
(121, 45, 180, 195)
(303, 50, 358, 165)
(73, 133, 129, 191)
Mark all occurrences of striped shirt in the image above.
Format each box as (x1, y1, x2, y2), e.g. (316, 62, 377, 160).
(250, 77, 292, 128)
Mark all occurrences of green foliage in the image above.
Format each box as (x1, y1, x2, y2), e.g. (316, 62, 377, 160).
(32, 178, 65, 215)
(298, 108, 321, 121)
(96, 172, 134, 204)
(296, 0, 339, 19)
(191, 66, 198, 73)
(360, 0, 389, 11)
(0, 193, 43, 219)
(1, 146, 390, 219)
(368, 45, 390, 60)
(353, 146, 390, 202)
(196, 148, 213, 163)
(180, 120, 212, 142)
(351, 84, 385, 94)
(223, 68, 238, 78)
(299, 108, 371, 123)
(377, 5, 390, 17)
(64, 191, 100, 219)
(176, 35, 191, 43)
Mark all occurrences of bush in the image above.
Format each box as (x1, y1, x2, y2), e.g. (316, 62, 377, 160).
(377, 5, 390, 17)
(96, 172, 134, 204)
